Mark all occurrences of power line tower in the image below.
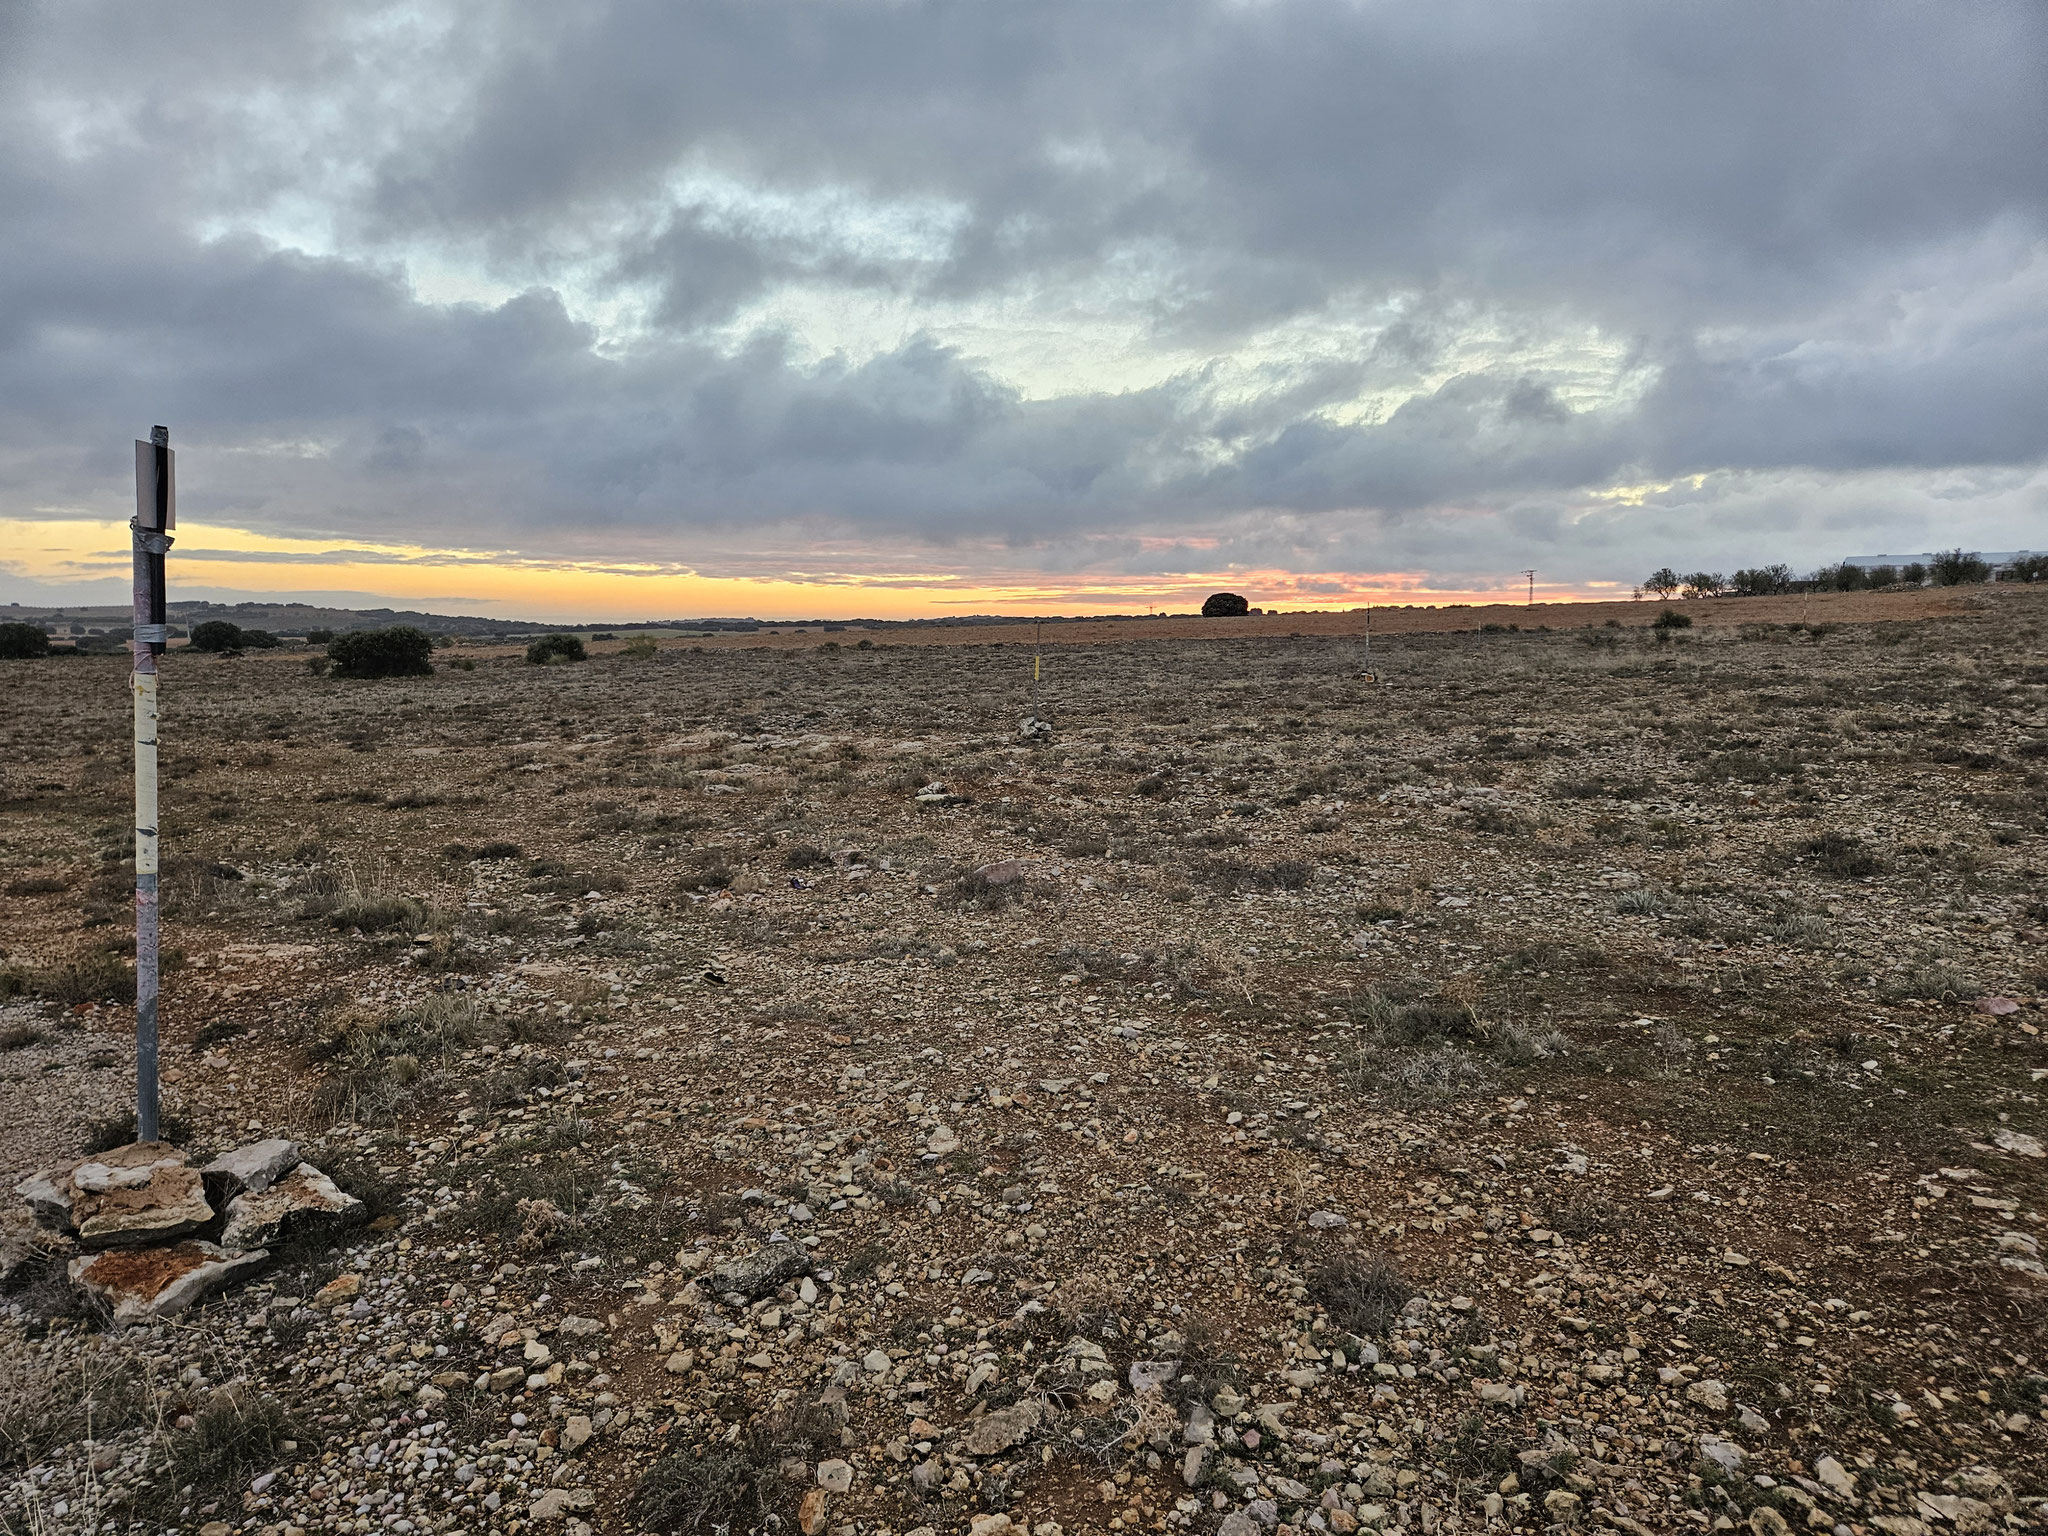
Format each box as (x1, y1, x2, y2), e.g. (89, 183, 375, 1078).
(1521, 569, 1536, 606)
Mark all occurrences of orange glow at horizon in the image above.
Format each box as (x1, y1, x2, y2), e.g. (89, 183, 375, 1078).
(1, 516, 1612, 621)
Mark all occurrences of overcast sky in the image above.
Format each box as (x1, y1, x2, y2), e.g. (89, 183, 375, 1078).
(2, 0, 2044, 615)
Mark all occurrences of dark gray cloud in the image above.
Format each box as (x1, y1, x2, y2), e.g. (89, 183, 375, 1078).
(1, 0, 2044, 597)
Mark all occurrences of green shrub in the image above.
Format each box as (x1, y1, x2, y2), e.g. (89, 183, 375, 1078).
(1900, 561, 1928, 585)
(1201, 592, 1249, 617)
(328, 626, 434, 678)
(526, 633, 587, 665)
(1929, 548, 1991, 586)
(188, 619, 246, 652)
(0, 622, 51, 659)
(1651, 608, 1693, 629)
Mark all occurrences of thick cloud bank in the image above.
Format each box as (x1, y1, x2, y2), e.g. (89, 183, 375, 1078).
(2, 0, 2043, 593)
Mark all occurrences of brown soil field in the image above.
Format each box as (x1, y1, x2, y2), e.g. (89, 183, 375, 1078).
(672, 588, 1989, 652)
(1, 584, 2044, 1536)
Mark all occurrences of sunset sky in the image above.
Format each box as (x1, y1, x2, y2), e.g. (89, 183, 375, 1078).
(2, 2, 2043, 621)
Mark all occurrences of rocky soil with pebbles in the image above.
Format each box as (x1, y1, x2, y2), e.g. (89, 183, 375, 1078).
(2, 589, 2045, 1535)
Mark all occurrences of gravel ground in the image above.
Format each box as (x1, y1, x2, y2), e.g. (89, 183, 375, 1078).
(1, 589, 2044, 1536)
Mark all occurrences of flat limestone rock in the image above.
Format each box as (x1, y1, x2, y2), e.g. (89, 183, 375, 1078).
(15, 1168, 74, 1230)
(19, 1144, 214, 1249)
(76, 1164, 214, 1249)
(220, 1163, 363, 1253)
(202, 1138, 302, 1200)
(73, 1147, 185, 1193)
(706, 1240, 812, 1300)
(70, 1240, 268, 1325)
(964, 1398, 1042, 1456)
(17, 1142, 190, 1235)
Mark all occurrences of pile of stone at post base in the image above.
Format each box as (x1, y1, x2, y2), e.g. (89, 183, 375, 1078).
(12, 1137, 362, 1325)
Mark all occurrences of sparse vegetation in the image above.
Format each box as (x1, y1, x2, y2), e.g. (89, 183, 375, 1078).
(631, 1404, 839, 1534)
(3, 590, 2046, 1529)
(1308, 1250, 1412, 1339)
(158, 1390, 308, 1513)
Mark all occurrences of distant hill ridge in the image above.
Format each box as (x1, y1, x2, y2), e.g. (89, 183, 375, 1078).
(0, 597, 1184, 637)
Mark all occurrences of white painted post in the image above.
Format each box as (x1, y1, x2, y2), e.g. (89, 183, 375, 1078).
(132, 426, 175, 1143)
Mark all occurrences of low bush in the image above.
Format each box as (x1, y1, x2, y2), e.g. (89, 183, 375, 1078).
(327, 892, 425, 933)
(188, 619, 247, 652)
(1799, 829, 1886, 878)
(328, 626, 434, 678)
(1651, 608, 1692, 629)
(1336, 982, 1569, 1103)
(526, 633, 587, 665)
(0, 621, 52, 659)
(1308, 1251, 1412, 1339)
(160, 1390, 309, 1514)
(631, 1405, 840, 1534)
(11, 948, 137, 1005)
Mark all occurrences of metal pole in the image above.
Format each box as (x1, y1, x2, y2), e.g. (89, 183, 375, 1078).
(131, 426, 173, 1144)
(1031, 620, 1042, 721)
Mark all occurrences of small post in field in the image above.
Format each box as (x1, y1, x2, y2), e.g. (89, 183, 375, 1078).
(1020, 619, 1051, 739)
(132, 425, 175, 1143)
(1032, 620, 1041, 717)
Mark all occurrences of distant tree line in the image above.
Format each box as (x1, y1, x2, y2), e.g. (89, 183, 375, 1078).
(188, 619, 281, 652)
(1644, 549, 2047, 600)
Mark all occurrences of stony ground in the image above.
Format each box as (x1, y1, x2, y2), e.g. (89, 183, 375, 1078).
(1, 589, 2044, 1536)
